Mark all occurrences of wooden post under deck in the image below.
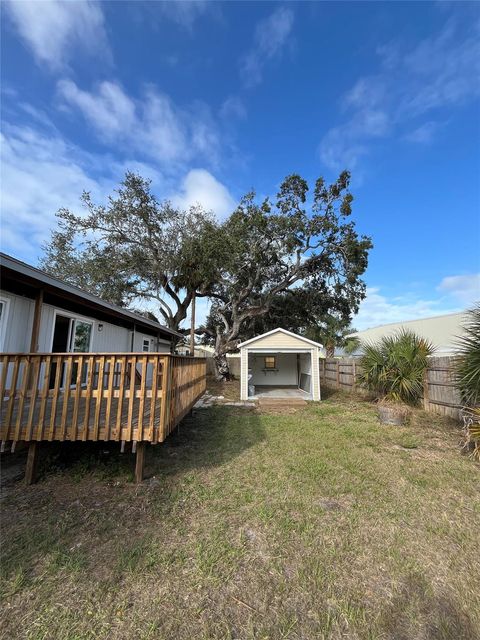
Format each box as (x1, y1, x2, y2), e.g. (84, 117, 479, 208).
(25, 442, 38, 486)
(135, 442, 146, 483)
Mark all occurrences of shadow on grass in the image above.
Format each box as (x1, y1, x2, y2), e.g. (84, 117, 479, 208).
(151, 406, 265, 476)
(380, 572, 477, 640)
(0, 405, 265, 486)
(0, 406, 265, 592)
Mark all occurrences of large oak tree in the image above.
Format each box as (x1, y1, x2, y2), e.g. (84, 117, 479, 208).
(41, 172, 221, 333)
(199, 171, 372, 377)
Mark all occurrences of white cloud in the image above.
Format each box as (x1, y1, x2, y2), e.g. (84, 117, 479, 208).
(319, 108, 390, 171)
(57, 80, 220, 169)
(4, 0, 110, 71)
(353, 286, 459, 331)
(404, 121, 440, 144)
(220, 96, 247, 121)
(319, 18, 480, 171)
(353, 273, 479, 330)
(0, 123, 111, 260)
(172, 169, 236, 220)
(58, 80, 136, 139)
(401, 20, 480, 116)
(240, 7, 294, 88)
(155, 0, 211, 31)
(0, 115, 235, 263)
(438, 274, 480, 306)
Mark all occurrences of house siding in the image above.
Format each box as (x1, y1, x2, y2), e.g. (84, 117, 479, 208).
(0, 289, 172, 354)
(0, 291, 34, 352)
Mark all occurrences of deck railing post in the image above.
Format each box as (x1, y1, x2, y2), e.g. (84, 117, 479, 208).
(1, 352, 207, 450)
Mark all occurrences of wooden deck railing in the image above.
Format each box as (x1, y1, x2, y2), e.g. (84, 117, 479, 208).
(0, 353, 206, 445)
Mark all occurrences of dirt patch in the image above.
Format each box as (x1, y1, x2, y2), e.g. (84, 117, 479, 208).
(205, 375, 241, 402)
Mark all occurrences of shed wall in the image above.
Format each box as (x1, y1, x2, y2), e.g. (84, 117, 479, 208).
(250, 352, 297, 386)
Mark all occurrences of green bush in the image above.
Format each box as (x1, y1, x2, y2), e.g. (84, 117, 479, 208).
(358, 329, 435, 405)
(455, 304, 480, 407)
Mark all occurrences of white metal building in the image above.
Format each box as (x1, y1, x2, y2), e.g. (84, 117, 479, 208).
(350, 312, 469, 355)
(239, 328, 322, 401)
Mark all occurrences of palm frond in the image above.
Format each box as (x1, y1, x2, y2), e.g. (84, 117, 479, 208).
(357, 329, 435, 405)
(454, 304, 480, 407)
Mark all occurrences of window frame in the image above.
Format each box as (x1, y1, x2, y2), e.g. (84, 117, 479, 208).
(50, 309, 94, 354)
(263, 355, 277, 370)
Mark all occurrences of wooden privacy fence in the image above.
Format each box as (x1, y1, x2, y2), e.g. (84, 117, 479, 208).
(320, 356, 463, 421)
(423, 356, 463, 421)
(320, 358, 358, 391)
(0, 353, 206, 445)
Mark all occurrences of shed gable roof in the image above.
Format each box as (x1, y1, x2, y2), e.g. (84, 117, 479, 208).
(238, 328, 323, 349)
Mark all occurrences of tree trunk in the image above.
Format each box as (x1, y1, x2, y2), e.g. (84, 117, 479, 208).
(213, 352, 230, 381)
(326, 342, 335, 358)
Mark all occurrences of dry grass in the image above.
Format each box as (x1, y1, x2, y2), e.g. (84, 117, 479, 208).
(1, 386, 479, 640)
(206, 375, 241, 402)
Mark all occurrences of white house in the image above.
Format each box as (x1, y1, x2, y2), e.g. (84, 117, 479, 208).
(239, 328, 322, 401)
(0, 253, 182, 356)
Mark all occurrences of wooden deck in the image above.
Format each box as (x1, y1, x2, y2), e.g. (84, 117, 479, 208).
(0, 353, 206, 445)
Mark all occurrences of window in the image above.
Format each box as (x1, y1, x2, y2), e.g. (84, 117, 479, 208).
(264, 356, 276, 370)
(142, 339, 151, 352)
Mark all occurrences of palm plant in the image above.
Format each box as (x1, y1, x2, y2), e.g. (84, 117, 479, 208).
(358, 329, 435, 405)
(454, 304, 480, 407)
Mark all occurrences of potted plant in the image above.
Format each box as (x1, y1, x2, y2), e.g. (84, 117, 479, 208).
(357, 330, 435, 425)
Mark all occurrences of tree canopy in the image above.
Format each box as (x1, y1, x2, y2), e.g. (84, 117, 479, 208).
(42, 170, 372, 378)
(41, 172, 221, 331)
(200, 171, 372, 375)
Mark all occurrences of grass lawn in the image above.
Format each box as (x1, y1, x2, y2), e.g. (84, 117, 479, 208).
(1, 387, 479, 640)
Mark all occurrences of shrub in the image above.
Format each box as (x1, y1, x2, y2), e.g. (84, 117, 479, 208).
(358, 329, 435, 405)
(454, 304, 480, 407)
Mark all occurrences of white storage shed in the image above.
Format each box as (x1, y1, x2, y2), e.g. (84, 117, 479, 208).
(239, 328, 322, 401)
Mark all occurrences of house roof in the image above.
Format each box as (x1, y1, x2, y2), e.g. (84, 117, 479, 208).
(0, 252, 183, 339)
(238, 327, 323, 349)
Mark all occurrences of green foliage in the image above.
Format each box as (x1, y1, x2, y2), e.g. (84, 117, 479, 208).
(358, 330, 435, 405)
(41, 172, 221, 331)
(305, 315, 357, 357)
(202, 171, 372, 374)
(343, 336, 361, 356)
(454, 304, 480, 407)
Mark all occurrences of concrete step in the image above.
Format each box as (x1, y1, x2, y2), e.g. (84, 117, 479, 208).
(257, 397, 308, 407)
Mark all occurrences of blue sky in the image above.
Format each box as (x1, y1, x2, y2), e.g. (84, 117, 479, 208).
(1, 0, 479, 329)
